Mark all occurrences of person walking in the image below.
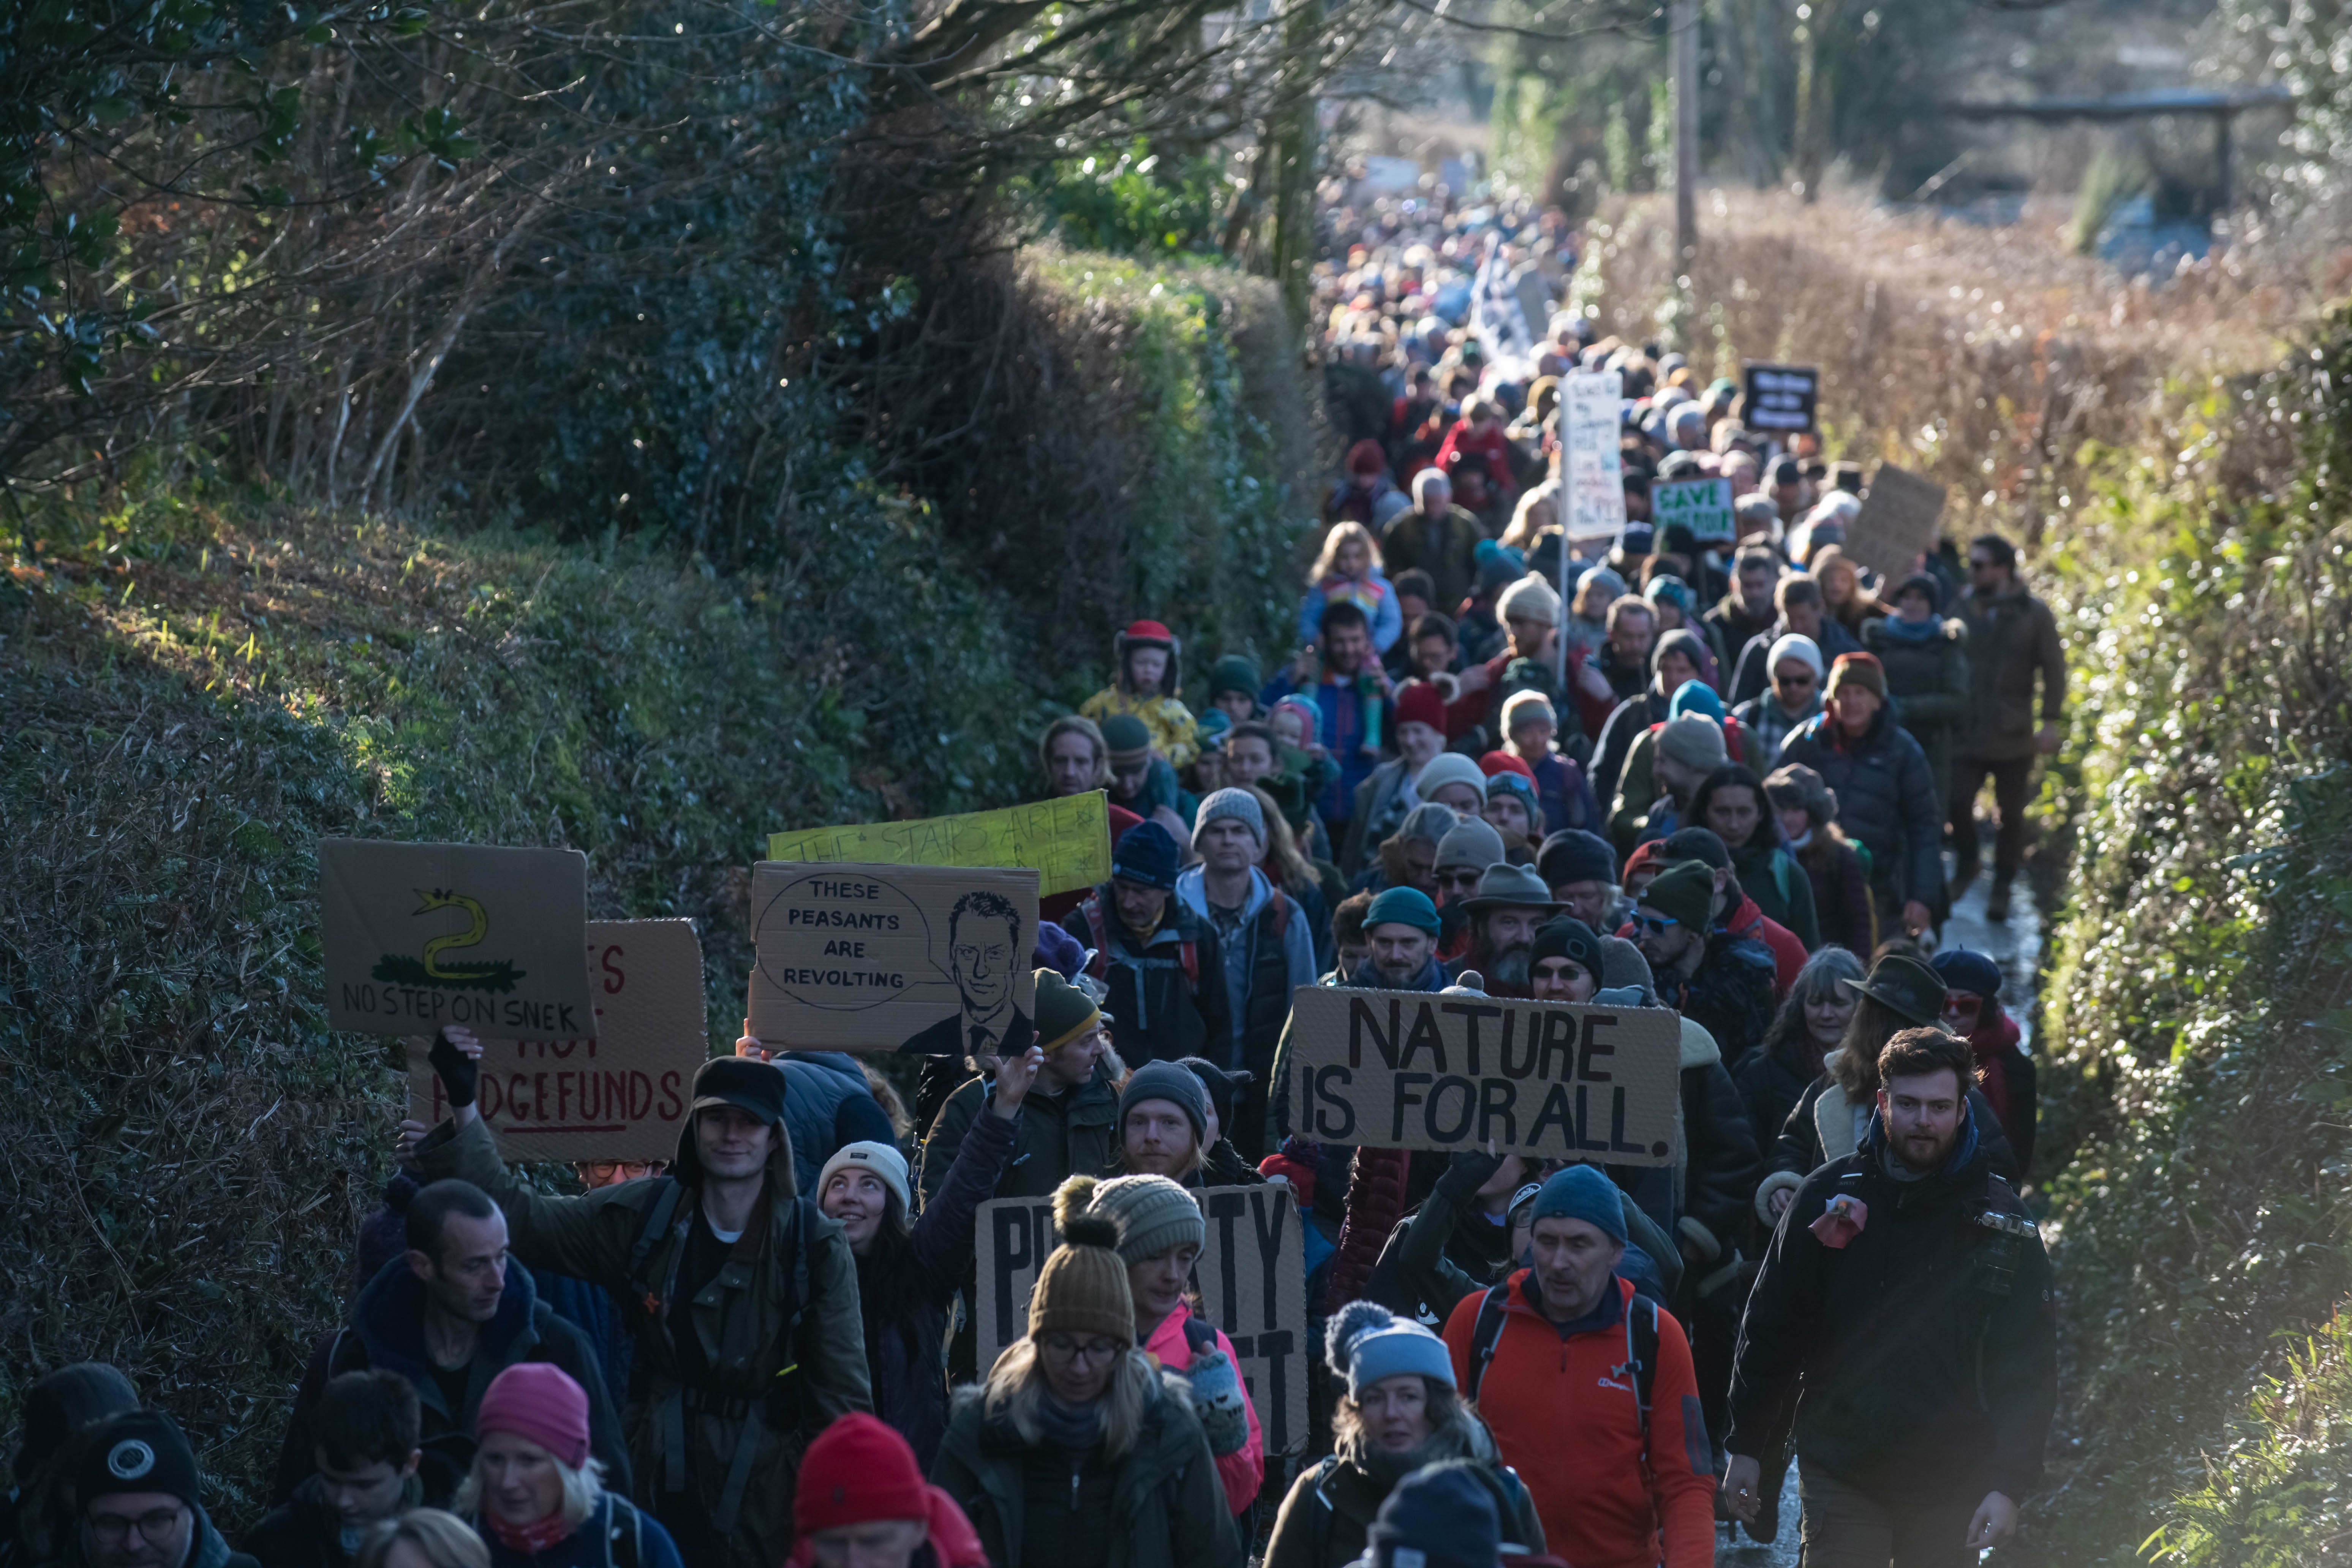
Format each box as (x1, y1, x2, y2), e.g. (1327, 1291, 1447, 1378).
(784, 1415, 989, 1568)
(1777, 653, 1943, 939)
(1262, 1304, 1543, 1568)
(49, 1411, 260, 1568)
(410, 1047, 871, 1568)
(1950, 533, 2066, 921)
(455, 1365, 685, 1568)
(1723, 1029, 2056, 1566)
(928, 1198, 1242, 1568)
(1439, 1167, 1716, 1568)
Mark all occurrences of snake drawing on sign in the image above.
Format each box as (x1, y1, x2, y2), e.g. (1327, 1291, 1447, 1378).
(371, 888, 527, 992)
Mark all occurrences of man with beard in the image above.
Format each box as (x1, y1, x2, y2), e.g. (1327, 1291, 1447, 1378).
(1724, 1029, 2055, 1565)
(1449, 865, 1563, 997)
(1631, 859, 1777, 1072)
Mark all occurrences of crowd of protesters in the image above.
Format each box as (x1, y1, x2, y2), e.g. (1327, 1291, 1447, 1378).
(6, 181, 2062, 1568)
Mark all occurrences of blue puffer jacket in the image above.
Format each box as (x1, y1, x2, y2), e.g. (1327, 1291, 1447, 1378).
(1774, 708, 1943, 908)
(775, 1050, 892, 1194)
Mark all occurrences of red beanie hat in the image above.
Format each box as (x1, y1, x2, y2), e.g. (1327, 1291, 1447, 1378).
(1478, 750, 1536, 782)
(1347, 438, 1387, 476)
(795, 1414, 929, 1536)
(1394, 680, 1446, 733)
(1621, 839, 1670, 885)
(475, 1363, 590, 1468)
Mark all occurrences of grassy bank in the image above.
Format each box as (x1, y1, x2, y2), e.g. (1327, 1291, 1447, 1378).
(0, 251, 1313, 1519)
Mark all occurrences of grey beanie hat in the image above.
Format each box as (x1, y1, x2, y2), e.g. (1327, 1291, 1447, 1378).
(1195, 787, 1266, 849)
(1118, 1059, 1209, 1145)
(1434, 817, 1507, 872)
(1082, 1173, 1206, 1265)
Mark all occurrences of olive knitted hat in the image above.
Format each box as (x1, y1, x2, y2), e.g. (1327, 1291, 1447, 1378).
(1033, 968, 1102, 1053)
(1062, 1172, 1204, 1266)
(1030, 1180, 1137, 1346)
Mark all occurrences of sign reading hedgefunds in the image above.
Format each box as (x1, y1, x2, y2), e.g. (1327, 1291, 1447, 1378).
(1285, 986, 1680, 1163)
(406, 920, 707, 1161)
(745, 861, 1037, 1051)
(320, 839, 596, 1040)
(973, 1186, 1312, 1454)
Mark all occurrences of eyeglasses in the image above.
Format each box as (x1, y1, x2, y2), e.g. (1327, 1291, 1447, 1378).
(89, 1508, 185, 1546)
(1634, 914, 1679, 936)
(580, 1160, 665, 1184)
(1040, 1334, 1124, 1362)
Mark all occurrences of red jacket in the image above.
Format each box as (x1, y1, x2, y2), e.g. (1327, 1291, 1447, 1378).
(1443, 1272, 1716, 1568)
(1435, 419, 1515, 498)
(1723, 894, 1804, 999)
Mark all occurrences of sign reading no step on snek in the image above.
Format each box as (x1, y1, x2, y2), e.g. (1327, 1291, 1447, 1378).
(320, 839, 597, 1040)
(1285, 986, 1681, 1163)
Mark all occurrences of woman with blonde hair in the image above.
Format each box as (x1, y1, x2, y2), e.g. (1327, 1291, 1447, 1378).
(930, 1189, 1243, 1568)
(1807, 544, 1877, 637)
(453, 1366, 682, 1568)
(355, 1511, 488, 1568)
(1298, 520, 1403, 653)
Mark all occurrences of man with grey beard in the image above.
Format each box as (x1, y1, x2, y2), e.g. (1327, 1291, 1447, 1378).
(1448, 864, 1563, 999)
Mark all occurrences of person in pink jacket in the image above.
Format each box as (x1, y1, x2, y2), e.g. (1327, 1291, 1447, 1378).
(1053, 1174, 1264, 1519)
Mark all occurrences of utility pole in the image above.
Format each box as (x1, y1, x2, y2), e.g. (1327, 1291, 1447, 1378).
(1672, 0, 1699, 264)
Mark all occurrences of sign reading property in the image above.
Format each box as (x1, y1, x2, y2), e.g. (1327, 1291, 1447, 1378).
(321, 839, 596, 1039)
(1653, 476, 1737, 545)
(1285, 986, 1680, 1164)
(1742, 363, 1819, 433)
(408, 920, 707, 1161)
(1561, 369, 1628, 542)
(1845, 463, 1950, 578)
(767, 793, 1111, 898)
(746, 861, 1037, 1051)
(973, 1186, 1312, 1453)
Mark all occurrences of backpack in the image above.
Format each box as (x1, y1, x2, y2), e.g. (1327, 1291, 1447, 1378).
(621, 1178, 819, 1535)
(1079, 896, 1202, 991)
(1463, 1282, 1661, 1466)
(596, 1496, 648, 1568)
(1302, 1453, 1536, 1566)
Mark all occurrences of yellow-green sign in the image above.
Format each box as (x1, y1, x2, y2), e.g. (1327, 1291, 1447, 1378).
(766, 792, 1111, 896)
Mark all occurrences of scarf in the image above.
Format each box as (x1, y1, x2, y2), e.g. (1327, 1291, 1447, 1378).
(1350, 1415, 1482, 1488)
(1878, 613, 1942, 643)
(484, 1510, 574, 1557)
(1034, 1395, 1106, 1456)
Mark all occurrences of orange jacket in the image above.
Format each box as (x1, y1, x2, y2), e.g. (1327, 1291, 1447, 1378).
(1442, 1272, 1716, 1568)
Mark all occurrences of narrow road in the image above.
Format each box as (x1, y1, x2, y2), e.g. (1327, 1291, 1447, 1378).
(1712, 854, 2044, 1564)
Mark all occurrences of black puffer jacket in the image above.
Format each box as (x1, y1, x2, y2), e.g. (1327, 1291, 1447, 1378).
(1729, 1029, 1822, 1164)
(1775, 708, 1942, 908)
(1727, 1113, 2056, 1503)
(1677, 1024, 1764, 1278)
(1655, 932, 1778, 1073)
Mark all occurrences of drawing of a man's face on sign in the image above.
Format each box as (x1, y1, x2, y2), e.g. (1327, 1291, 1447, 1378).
(950, 891, 1020, 1022)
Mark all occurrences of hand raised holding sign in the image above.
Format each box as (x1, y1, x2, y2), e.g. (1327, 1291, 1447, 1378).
(735, 1017, 775, 1063)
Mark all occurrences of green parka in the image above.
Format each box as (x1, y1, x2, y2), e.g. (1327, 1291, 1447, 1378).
(929, 1374, 1243, 1568)
(918, 1060, 1118, 1209)
(416, 1117, 871, 1568)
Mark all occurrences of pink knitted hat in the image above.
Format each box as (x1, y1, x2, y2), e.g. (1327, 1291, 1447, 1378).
(475, 1363, 591, 1468)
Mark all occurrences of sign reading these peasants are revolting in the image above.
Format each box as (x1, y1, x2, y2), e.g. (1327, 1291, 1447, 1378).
(973, 1187, 1312, 1454)
(745, 861, 1037, 1051)
(1285, 986, 1680, 1164)
(766, 793, 1110, 898)
(408, 920, 707, 1162)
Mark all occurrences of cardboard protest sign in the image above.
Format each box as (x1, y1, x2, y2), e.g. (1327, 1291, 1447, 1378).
(746, 862, 1037, 1051)
(767, 793, 1111, 899)
(973, 1185, 1312, 1453)
(1561, 370, 1628, 542)
(321, 839, 596, 1040)
(406, 920, 707, 1161)
(1742, 363, 1819, 433)
(1285, 986, 1680, 1164)
(1845, 463, 1949, 578)
(1653, 476, 1737, 545)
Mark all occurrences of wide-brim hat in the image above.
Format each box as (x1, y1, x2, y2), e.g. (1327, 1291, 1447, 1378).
(1462, 863, 1566, 916)
(1837, 953, 1946, 1028)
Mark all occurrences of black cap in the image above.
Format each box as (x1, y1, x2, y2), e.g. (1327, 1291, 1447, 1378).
(689, 1056, 786, 1126)
(77, 1410, 201, 1510)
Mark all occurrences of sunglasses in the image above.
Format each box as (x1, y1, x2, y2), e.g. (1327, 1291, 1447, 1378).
(1439, 869, 1484, 888)
(1635, 913, 1679, 936)
(1775, 672, 1818, 689)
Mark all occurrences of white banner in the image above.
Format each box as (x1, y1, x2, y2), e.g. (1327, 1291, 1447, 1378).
(1562, 370, 1628, 544)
